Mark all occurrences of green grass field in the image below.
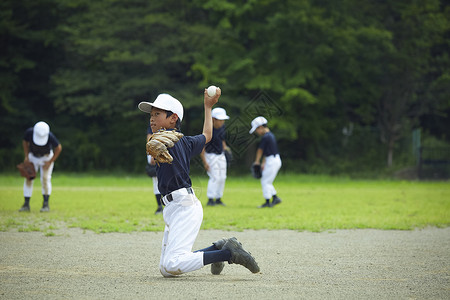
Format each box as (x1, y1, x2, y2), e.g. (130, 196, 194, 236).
(0, 174, 449, 234)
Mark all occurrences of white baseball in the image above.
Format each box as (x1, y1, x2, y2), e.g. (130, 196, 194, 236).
(207, 85, 217, 97)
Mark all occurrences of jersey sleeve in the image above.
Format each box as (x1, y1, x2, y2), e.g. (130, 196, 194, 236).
(258, 134, 268, 150)
(48, 132, 60, 147)
(188, 134, 206, 158)
(23, 128, 33, 141)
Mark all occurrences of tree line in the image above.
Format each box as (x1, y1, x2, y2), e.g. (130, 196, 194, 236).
(1, 0, 449, 175)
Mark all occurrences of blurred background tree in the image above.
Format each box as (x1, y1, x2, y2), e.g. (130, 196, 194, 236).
(1, 0, 449, 176)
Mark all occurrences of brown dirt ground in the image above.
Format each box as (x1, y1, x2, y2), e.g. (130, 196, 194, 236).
(1, 227, 449, 299)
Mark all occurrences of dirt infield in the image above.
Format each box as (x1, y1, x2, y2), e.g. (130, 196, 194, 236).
(1, 228, 449, 299)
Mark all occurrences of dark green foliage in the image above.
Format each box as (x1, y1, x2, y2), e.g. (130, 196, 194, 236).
(1, 0, 448, 175)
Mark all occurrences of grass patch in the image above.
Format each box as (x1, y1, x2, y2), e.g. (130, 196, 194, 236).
(0, 173, 449, 233)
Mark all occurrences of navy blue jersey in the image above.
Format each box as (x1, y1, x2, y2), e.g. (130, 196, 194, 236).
(205, 125, 225, 154)
(258, 131, 279, 157)
(24, 127, 60, 157)
(157, 133, 206, 195)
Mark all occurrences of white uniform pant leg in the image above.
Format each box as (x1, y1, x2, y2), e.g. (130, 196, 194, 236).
(152, 176, 159, 195)
(159, 194, 204, 277)
(260, 155, 282, 200)
(147, 155, 160, 195)
(205, 152, 227, 199)
(23, 152, 54, 197)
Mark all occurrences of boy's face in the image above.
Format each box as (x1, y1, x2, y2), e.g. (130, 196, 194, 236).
(255, 126, 265, 136)
(213, 118, 225, 129)
(150, 107, 178, 132)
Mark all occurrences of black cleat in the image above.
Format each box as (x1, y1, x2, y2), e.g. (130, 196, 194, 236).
(212, 238, 228, 249)
(210, 238, 228, 275)
(40, 205, 50, 212)
(215, 199, 226, 206)
(258, 202, 272, 208)
(155, 205, 163, 215)
(211, 262, 225, 275)
(271, 196, 282, 206)
(19, 205, 30, 212)
(222, 237, 260, 273)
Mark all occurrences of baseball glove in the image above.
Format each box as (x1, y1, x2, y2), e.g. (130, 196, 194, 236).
(251, 163, 262, 179)
(146, 129, 184, 164)
(17, 161, 36, 180)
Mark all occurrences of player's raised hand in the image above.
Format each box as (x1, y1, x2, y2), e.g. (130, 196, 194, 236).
(204, 87, 221, 108)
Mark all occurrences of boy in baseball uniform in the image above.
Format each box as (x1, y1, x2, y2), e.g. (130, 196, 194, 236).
(138, 91, 259, 277)
(200, 107, 230, 206)
(19, 121, 62, 212)
(249, 116, 282, 208)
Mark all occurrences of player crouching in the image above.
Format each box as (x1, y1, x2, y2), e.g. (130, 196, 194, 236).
(138, 90, 259, 277)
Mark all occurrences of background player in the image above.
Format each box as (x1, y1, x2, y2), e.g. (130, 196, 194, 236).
(200, 107, 230, 206)
(19, 121, 62, 212)
(249, 116, 282, 208)
(147, 155, 163, 214)
(147, 125, 163, 214)
(138, 92, 259, 277)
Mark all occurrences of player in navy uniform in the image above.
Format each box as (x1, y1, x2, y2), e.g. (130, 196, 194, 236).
(147, 125, 163, 214)
(200, 107, 230, 206)
(249, 116, 282, 208)
(138, 92, 259, 277)
(19, 121, 62, 212)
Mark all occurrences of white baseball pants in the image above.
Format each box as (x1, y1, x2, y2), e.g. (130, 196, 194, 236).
(147, 155, 160, 195)
(152, 176, 160, 195)
(159, 188, 204, 277)
(261, 154, 282, 199)
(205, 152, 227, 199)
(23, 151, 54, 197)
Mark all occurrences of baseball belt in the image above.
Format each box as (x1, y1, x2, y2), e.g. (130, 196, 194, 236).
(164, 187, 194, 204)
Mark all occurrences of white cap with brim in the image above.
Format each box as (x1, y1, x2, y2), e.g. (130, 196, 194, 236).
(211, 107, 229, 120)
(33, 121, 50, 146)
(138, 93, 184, 121)
(249, 116, 268, 134)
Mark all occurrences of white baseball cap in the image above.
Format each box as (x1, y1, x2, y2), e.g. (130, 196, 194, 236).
(211, 107, 229, 120)
(138, 93, 184, 121)
(249, 116, 268, 134)
(33, 121, 50, 146)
